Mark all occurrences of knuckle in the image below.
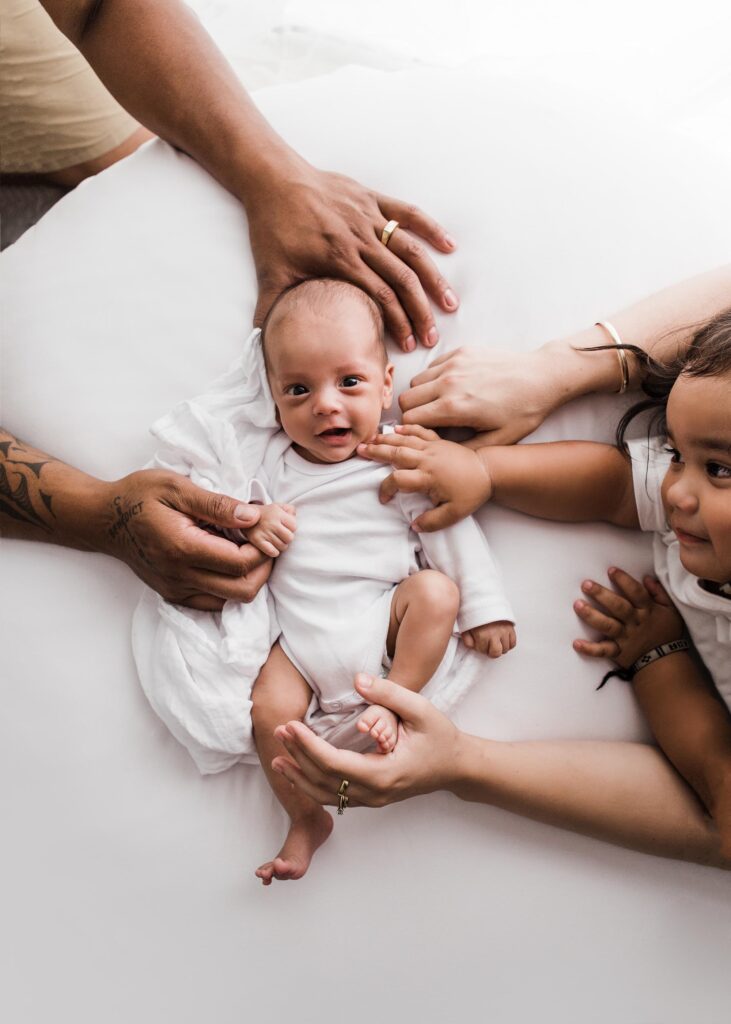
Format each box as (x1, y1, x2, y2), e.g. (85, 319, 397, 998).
(405, 203, 421, 220)
(395, 265, 419, 292)
(405, 239, 425, 261)
(374, 283, 397, 308)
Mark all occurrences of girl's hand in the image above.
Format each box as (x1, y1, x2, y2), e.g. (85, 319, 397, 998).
(463, 620, 516, 658)
(244, 503, 297, 558)
(357, 424, 493, 531)
(573, 568, 686, 669)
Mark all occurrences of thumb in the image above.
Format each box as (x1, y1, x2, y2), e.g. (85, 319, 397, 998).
(378, 474, 398, 504)
(355, 674, 432, 726)
(173, 480, 261, 528)
(644, 575, 673, 607)
(412, 502, 459, 533)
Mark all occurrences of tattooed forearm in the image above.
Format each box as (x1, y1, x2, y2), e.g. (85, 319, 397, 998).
(0, 434, 56, 533)
(105, 494, 153, 569)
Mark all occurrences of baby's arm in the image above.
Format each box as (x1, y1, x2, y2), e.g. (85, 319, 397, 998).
(245, 503, 296, 558)
(359, 426, 639, 532)
(576, 568, 731, 857)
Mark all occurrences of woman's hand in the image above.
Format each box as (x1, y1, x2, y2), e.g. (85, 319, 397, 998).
(573, 568, 686, 669)
(398, 344, 574, 443)
(357, 424, 492, 531)
(271, 674, 463, 808)
(96, 470, 272, 610)
(247, 162, 458, 353)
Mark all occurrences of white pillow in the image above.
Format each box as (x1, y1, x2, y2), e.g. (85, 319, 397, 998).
(3, 68, 731, 1022)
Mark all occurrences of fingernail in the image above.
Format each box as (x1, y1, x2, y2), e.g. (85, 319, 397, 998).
(443, 288, 459, 310)
(444, 234, 456, 249)
(608, 567, 617, 576)
(426, 326, 439, 347)
(574, 600, 585, 610)
(412, 523, 422, 533)
(582, 581, 594, 592)
(234, 503, 254, 522)
(356, 674, 373, 691)
(405, 335, 416, 352)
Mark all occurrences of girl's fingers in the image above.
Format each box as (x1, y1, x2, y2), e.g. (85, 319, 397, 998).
(573, 638, 621, 659)
(574, 599, 623, 638)
(378, 469, 431, 503)
(358, 442, 423, 470)
(393, 423, 441, 443)
(581, 579, 635, 622)
(606, 567, 651, 607)
(643, 575, 674, 607)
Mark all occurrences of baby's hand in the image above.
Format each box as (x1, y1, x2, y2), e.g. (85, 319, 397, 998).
(245, 503, 296, 558)
(462, 620, 516, 658)
(573, 567, 685, 669)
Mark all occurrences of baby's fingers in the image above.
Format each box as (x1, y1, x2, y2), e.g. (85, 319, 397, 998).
(643, 575, 674, 607)
(573, 638, 620, 659)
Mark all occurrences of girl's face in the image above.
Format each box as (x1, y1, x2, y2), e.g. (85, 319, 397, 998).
(661, 373, 731, 583)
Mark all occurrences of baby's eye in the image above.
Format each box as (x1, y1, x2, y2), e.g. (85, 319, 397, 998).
(285, 384, 308, 397)
(340, 376, 360, 388)
(663, 446, 682, 463)
(707, 461, 731, 480)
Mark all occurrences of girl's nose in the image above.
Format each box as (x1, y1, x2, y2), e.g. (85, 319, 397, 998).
(666, 476, 699, 514)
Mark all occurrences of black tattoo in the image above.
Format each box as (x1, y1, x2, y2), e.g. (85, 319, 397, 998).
(0, 456, 54, 532)
(107, 495, 152, 569)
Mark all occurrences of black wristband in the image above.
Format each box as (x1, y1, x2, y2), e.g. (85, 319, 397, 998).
(597, 638, 690, 689)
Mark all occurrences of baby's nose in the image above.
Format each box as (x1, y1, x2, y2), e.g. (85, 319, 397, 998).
(313, 387, 342, 415)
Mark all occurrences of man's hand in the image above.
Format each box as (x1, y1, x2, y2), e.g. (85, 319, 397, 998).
(462, 620, 516, 658)
(248, 163, 458, 352)
(573, 568, 686, 668)
(245, 502, 296, 558)
(357, 424, 492, 531)
(97, 469, 272, 610)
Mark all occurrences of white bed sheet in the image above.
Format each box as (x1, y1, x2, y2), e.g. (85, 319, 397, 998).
(2, 68, 731, 1023)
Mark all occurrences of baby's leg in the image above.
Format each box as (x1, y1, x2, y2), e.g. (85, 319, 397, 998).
(358, 570, 460, 753)
(251, 643, 333, 886)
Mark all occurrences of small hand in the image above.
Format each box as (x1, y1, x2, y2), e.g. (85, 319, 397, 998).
(398, 345, 557, 441)
(245, 503, 296, 558)
(99, 469, 272, 610)
(462, 620, 516, 658)
(357, 424, 492, 531)
(247, 161, 458, 352)
(573, 567, 685, 669)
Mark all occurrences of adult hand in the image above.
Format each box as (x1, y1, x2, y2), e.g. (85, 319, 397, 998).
(357, 424, 492, 531)
(271, 674, 462, 808)
(247, 162, 459, 353)
(97, 469, 272, 610)
(398, 345, 563, 442)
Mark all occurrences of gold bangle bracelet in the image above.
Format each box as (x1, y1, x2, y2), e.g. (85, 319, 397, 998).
(595, 320, 629, 394)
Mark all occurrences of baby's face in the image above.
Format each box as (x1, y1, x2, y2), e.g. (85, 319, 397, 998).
(661, 373, 731, 583)
(265, 297, 394, 464)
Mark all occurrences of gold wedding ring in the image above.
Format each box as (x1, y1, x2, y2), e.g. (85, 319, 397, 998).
(380, 220, 400, 248)
(337, 778, 350, 815)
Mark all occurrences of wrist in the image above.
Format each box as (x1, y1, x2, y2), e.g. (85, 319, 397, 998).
(447, 731, 487, 801)
(538, 328, 633, 405)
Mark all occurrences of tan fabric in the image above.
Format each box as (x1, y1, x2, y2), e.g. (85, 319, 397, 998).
(0, 0, 139, 173)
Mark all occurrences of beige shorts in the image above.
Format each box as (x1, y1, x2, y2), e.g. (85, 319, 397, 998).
(0, 0, 139, 173)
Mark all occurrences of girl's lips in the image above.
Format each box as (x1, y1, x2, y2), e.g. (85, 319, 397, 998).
(674, 526, 707, 545)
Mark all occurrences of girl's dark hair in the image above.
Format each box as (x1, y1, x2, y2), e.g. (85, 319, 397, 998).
(584, 306, 731, 450)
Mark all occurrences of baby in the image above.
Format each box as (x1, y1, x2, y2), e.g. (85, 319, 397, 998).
(244, 278, 516, 885)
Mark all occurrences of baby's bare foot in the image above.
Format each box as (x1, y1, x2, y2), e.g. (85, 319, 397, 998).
(357, 703, 399, 753)
(255, 809, 333, 886)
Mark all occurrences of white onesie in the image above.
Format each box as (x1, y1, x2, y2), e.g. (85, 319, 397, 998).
(259, 439, 515, 748)
(628, 437, 731, 710)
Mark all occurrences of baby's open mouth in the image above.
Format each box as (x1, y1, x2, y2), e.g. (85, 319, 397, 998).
(318, 427, 351, 438)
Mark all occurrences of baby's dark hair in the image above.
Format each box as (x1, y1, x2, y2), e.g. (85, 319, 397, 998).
(586, 306, 731, 450)
(260, 278, 386, 370)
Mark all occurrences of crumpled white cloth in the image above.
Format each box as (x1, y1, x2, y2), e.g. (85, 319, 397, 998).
(132, 328, 484, 775)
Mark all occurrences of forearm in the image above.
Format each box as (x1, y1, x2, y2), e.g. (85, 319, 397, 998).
(632, 653, 731, 817)
(0, 429, 114, 549)
(479, 442, 637, 527)
(449, 733, 729, 868)
(539, 263, 731, 404)
(42, 0, 298, 207)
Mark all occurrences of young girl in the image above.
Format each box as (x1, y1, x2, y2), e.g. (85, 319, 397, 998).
(357, 308, 731, 856)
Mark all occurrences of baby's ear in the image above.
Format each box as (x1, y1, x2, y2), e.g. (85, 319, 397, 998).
(382, 362, 395, 407)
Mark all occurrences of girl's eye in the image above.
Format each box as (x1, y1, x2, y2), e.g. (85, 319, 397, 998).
(285, 384, 308, 397)
(663, 446, 682, 464)
(707, 461, 731, 480)
(341, 376, 360, 388)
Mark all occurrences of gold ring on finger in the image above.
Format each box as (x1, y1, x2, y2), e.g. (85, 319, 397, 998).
(380, 220, 399, 248)
(337, 778, 350, 815)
